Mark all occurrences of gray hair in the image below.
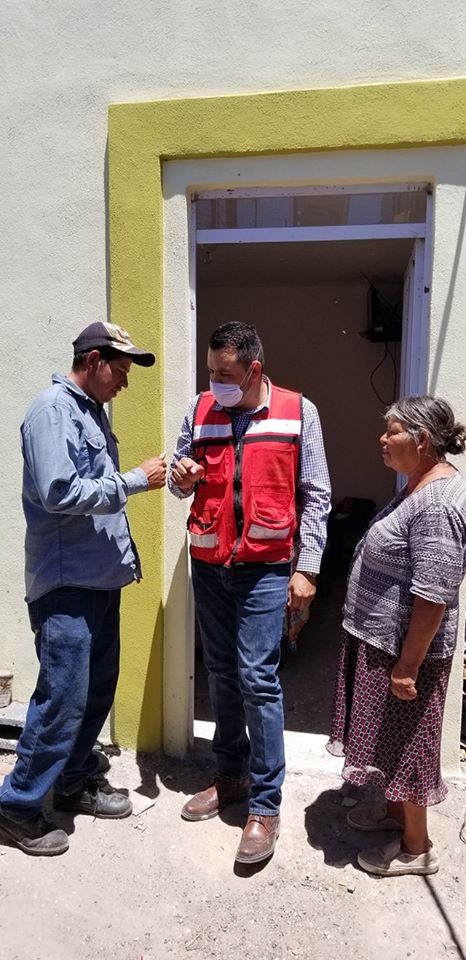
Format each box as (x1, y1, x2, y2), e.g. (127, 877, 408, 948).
(385, 395, 466, 458)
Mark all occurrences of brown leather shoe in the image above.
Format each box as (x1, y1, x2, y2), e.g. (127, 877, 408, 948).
(235, 813, 280, 864)
(181, 777, 250, 822)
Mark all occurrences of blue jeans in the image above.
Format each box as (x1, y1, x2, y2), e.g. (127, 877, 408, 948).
(192, 559, 289, 816)
(0, 587, 120, 819)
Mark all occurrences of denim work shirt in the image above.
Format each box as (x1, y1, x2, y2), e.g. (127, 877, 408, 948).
(21, 374, 149, 602)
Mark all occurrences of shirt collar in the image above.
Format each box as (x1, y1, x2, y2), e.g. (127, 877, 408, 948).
(52, 373, 98, 407)
(213, 377, 271, 415)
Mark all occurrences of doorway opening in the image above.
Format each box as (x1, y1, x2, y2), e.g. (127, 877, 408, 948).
(190, 185, 430, 738)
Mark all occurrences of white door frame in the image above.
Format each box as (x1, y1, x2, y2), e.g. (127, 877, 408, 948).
(185, 180, 432, 746)
(400, 238, 428, 398)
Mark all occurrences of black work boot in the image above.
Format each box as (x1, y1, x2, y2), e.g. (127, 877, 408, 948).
(0, 808, 69, 856)
(54, 779, 132, 819)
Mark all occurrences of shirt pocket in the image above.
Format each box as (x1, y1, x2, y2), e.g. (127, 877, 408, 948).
(78, 432, 107, 477)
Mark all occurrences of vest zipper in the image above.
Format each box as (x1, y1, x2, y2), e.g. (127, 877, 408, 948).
(230, 438, 244, 563)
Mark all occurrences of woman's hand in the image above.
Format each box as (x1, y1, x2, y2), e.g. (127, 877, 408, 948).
(390, 597, 446, 701)
(390, 658, 419, 701)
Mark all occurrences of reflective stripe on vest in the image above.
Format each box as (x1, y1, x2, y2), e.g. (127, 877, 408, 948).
(247, 522, 292, 540)
(245, 418, 301, 437)
(193, 422, 234, 441)
(189, 531, 219, 549)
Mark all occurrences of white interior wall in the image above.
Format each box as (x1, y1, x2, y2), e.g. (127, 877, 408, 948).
(197, 283, 399, 510)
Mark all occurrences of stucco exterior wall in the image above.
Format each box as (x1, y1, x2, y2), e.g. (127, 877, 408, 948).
(2, 1, 466, 708)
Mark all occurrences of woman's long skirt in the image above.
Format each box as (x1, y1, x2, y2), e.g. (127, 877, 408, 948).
(326, 631, 453, 806)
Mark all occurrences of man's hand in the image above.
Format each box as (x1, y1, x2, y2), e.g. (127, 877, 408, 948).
(390, 658, 418, 701)
(287, 572, 317, 611)
(139, 454, 167, 490)
(171, 457, 205, 492)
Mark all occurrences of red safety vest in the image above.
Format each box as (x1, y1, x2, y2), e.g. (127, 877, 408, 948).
(189, 383, 302, 565)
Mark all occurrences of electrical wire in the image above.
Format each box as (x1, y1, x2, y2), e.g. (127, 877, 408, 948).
(386, 340, 398, 401)
(369, 340, 398, 405)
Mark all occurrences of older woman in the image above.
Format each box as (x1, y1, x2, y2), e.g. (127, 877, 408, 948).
(327, 396, 466, 877)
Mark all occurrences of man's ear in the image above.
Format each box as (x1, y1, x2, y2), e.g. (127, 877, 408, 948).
(85, 349, 101, 370)
(251, 359, 262, 380)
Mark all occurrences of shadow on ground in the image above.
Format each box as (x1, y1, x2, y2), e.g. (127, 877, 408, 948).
(304, 783, 396, 872)
(134, 737, 215, 804)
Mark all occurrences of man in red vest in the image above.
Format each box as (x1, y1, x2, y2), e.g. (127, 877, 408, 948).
(169, 322, 330, 864)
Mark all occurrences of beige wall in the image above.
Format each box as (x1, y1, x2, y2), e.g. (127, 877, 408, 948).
(197, 283, 400, 510)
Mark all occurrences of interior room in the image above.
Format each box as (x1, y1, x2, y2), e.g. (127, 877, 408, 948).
(194, 237, 413, 736)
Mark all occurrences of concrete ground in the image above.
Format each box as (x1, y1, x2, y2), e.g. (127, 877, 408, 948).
(1, 733, 466, 960)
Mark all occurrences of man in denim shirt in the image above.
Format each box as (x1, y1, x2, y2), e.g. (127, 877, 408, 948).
(0, 322, 166, 856)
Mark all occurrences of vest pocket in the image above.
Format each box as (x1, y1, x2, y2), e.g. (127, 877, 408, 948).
(189, 476, 225, 550)
(247, 486, 295, 541)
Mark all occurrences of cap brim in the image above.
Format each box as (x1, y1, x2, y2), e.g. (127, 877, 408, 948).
(126, 349, 156, 367)
(72, 334, 156, 366)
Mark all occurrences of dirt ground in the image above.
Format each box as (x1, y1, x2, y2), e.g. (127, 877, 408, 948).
(1, 738, 466, 960)
(2, 579, 466, 959)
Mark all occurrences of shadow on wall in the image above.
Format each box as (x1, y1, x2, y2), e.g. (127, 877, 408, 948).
(162, 537, 194, 755)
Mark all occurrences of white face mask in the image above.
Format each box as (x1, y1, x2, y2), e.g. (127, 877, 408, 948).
(209, 366, 253, 408)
